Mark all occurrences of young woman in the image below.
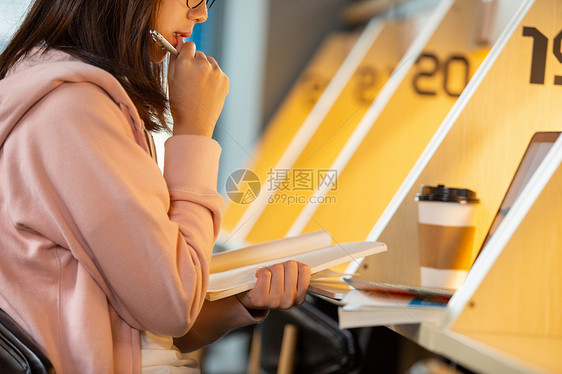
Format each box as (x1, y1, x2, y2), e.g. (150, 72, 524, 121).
(0, 0, 311, 373)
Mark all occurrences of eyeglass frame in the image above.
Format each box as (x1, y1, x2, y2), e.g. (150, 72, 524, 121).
(186, 0, 215, 11)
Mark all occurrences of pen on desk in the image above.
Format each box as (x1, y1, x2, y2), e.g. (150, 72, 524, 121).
(149, 29, 179, 57)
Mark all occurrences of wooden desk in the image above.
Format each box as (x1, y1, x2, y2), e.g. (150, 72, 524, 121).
(390, 323, 556, 374)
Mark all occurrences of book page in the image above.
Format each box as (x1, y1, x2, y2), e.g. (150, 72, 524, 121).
(210, 230, 332, 273)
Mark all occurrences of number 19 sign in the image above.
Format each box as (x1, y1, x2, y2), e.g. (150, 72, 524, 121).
(523, 26, 562, 85)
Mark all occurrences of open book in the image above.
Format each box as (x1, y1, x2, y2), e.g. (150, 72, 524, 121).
(207, 231, 386, 301)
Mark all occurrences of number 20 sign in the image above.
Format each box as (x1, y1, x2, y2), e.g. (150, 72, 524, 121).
(523, 26, 562, 85)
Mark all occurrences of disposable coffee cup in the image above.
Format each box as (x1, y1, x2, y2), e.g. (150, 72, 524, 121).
(415, 185, 479, 289)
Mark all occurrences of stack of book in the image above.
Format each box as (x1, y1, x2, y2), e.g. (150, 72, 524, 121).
(337, 278, 453, 329)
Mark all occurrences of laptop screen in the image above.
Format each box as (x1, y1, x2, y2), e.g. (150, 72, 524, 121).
(479, 131, 560, 252)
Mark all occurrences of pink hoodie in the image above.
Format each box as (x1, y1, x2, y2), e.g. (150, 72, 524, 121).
(0, 49, 263, 373)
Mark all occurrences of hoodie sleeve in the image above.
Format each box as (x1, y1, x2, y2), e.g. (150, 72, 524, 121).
(4, 81, 222, 337)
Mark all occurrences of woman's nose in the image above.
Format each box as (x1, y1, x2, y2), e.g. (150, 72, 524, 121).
(188, 3, 208, 23)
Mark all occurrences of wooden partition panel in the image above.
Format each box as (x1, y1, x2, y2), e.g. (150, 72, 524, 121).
(297, 0, 493, 245)
(414, 132, 562, 373)
(219, 31, 358, 244)
(243, 18, 419, 244)
(451, 154, 562, 337)
(359, 0, 562, 286)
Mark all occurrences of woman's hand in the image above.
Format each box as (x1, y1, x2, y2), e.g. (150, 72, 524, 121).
(237, 261, 312, 310)
(168, 37, 229, 137)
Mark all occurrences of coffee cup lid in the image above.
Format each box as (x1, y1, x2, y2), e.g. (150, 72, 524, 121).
(415, 184, 479, 204)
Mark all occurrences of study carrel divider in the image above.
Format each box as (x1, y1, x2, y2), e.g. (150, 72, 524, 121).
(222, 13, 428, 247)
(292, 0, 503, 248)
(241, 6, 446, 245)
(398, 138, 562, 374)
(357, 0, 561, 285)
(218, 29, 359, 248)
(219, 20, 384, 248)
(444, 137, 562, 374)
(353, 0, 561, 372)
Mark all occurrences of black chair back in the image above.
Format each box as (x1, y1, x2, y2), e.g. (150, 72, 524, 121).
(0, 308, 55, 374)
(259, 298, 362, 374)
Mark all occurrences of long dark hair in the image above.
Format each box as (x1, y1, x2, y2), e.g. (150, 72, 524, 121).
(0, 0, 169, 132)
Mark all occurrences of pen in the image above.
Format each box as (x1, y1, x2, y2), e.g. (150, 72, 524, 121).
(149, 29, 179, 57)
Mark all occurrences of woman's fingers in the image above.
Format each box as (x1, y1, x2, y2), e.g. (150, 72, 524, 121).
(206, 56, 223, 72)
(249, 268, 272, 306)
(296, 262, 311, 305)
(194, 50, 208, 61)
(281, 261, 299, 309)
(166, 40, 228, 137)
(177, 39, 194, 56)
(267, 263, 284, 302)
(237, 261, 311, 310)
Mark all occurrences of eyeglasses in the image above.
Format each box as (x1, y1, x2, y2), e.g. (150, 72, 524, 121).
(186, 0, 215, 12)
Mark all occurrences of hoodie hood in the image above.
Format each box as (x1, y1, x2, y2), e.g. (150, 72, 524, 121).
(0, 48, 147, 151)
